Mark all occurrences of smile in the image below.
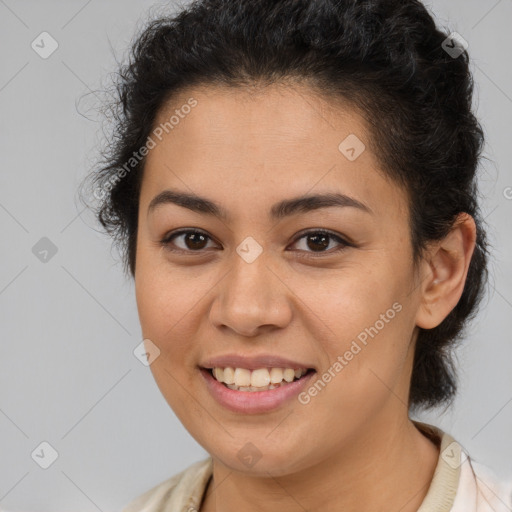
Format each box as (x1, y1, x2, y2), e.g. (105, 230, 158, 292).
(200, 366, 316, 414)
(210, 367, 311, 391)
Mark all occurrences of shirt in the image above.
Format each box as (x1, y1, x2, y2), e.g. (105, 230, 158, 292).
(122, 421, 512, 512)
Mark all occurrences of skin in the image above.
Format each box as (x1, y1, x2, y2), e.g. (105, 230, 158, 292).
(134, 83, 477, 512)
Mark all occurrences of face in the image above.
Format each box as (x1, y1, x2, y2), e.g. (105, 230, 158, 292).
(135, 83, 424, 476)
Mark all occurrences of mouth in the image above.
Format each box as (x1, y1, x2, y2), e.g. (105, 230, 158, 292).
(202, 366, 316, 392)
(199, 365, 317, 413)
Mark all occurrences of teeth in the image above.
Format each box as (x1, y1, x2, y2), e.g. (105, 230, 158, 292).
(213, 368, 224, 382)
(234, 368, 251, 387)
(251, 368, 270, 387)
(223, 367, 235, 385)
(270, 368, 283, 383)
(283, 368, 295, 382)
(211, 366, 309, 391)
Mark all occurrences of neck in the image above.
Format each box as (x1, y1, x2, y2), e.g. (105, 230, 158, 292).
(200, 413, 440, 512)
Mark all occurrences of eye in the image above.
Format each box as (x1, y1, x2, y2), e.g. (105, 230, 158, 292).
(160, 228, 351, 256)
(160, 229, 218, 253)
(288, 229, 351, 257)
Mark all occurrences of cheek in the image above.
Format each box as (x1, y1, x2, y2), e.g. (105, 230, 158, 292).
(308, 320, 411, 433)
(135, 244, 195, 334)
(307, 271, 412, 405)
(134, 254, 222, 386)
(134, 269, 200, 412)
(134, 259, 190, 367)
(134, 263, 218, 440)
(289, 259, 404, 340)
(136, 279, 197, 353)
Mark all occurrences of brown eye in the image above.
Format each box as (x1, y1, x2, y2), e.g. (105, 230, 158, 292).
(161, 230, 216, 252)
(290, 230, 351, 255)
(305, 233, 330, 252)
(160, 228, 351, 257)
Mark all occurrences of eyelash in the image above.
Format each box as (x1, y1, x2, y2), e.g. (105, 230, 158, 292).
(159, 228, 352, 258)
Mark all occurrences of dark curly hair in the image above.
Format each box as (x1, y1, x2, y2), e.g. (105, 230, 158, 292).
(81, 0, 490, 412)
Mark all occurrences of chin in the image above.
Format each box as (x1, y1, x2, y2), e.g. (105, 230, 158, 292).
(205, 439, 313, 477)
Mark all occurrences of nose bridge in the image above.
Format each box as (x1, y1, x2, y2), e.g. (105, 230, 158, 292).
(225, 246, 275, 314)
(210, 242, 291, 335)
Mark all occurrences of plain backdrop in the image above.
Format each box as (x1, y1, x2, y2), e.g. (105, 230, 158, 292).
(0, 0, 511, 510)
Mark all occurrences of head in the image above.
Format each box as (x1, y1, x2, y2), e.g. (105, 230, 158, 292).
(84, 0, 488, 474)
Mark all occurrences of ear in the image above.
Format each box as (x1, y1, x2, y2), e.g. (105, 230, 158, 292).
(415, 213, 477, 330)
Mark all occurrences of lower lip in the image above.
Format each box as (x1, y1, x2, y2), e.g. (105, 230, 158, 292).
(200, 368, 316, 414)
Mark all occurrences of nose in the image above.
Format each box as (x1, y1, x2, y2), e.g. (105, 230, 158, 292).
(208, 249, 293, 337)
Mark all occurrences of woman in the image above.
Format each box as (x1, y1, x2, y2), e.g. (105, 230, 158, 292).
(84, 0, 512, 510)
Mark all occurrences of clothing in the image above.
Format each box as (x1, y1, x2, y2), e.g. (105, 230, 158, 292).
(122, 421, 512, 512)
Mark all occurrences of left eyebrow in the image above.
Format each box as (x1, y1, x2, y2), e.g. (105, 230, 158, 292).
(147, 189, 373, 221)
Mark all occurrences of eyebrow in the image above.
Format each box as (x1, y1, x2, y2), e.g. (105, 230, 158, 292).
(147, 189, 373, 220)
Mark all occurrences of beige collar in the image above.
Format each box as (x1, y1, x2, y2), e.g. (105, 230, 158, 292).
(413, 420, 461, 512)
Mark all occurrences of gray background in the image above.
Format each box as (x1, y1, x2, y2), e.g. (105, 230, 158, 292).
(0, 0, 511, 510)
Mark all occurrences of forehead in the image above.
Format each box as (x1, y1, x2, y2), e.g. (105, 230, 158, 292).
(141, 83, 408, 222)
(153, 82, 366, 155)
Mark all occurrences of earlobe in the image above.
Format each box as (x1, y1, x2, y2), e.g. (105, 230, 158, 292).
(415, 213, 477, 330)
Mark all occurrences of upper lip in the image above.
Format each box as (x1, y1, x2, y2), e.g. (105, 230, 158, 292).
(200, 354, 316, 371)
